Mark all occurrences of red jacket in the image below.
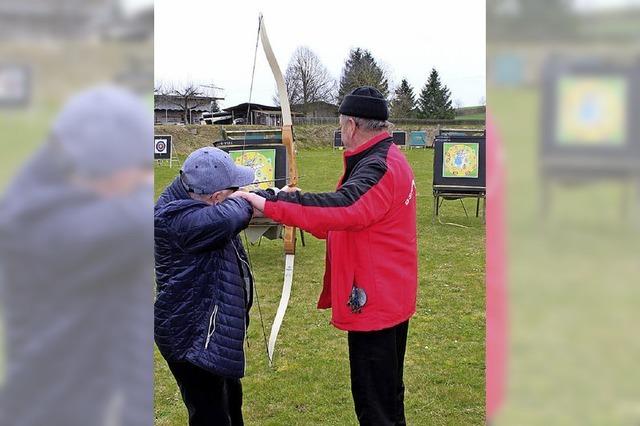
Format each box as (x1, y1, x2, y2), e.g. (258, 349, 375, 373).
(264, 132, 417, 331)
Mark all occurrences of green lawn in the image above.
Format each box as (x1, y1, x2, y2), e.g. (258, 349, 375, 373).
(455, 113, 486, 121)
(0, 108, 53, 192)
(154, 148, 486, 425)
(489, 88, 640, 425)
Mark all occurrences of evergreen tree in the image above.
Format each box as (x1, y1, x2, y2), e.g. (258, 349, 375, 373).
(389, 78, 417, 118)
(337, 48, 389, 105)
(417, 68, 455, 119)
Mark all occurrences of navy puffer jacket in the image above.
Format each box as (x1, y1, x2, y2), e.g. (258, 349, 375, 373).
(154, 177, 254, 378)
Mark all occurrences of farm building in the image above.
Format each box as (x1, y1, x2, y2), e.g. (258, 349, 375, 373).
(154, 94, 221, 125)
(221, 102, 303, 126)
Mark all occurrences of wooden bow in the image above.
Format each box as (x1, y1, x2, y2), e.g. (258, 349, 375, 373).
(257, 13, 298, 366)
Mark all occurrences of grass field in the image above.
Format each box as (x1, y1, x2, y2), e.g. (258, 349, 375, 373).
(154, 147, 486, 425)
(0, 108, 53, 191)
(489, 88, 640, 425)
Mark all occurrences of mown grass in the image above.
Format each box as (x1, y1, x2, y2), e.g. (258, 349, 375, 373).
(455, 113, 486, 121)
(0, 108, 54, 191)
(489, 88, 640, 425)
(154, 147, 486, 425)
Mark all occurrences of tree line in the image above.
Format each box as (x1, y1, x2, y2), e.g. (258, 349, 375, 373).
(155, 46, 468, 123)
(283, 46, 457, 120)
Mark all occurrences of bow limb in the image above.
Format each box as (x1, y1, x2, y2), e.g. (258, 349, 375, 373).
(259, 14, 298, 366)
(258, 13, 292, 127)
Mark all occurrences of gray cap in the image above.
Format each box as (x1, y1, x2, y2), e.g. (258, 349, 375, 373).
(180, 147, 255, 194)
(52, 85, 152, 177)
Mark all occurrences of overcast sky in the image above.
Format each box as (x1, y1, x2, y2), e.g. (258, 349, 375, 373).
(155, 0, 486, 108)
(121, 0, 154, 15)
(573, 0, 640, 10)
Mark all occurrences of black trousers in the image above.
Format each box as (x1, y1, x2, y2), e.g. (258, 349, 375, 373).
(167, 361, 243, 426)
(348, 320, 409, 426)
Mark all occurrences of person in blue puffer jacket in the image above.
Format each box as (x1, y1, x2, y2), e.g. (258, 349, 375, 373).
(155, 147, 265, 426)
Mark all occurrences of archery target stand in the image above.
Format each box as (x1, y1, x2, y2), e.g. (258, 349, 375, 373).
(432, 133, 487, 223)
(155, 135, 180, 168)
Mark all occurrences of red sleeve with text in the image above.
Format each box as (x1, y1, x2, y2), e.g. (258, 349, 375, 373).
(263, 158, 393, 234)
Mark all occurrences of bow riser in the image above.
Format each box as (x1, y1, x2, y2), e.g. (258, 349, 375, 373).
(282, 124, 297, 255)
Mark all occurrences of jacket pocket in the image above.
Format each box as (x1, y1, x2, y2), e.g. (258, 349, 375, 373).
(204, 304, 218, 349)
(351, 231, 376, 313)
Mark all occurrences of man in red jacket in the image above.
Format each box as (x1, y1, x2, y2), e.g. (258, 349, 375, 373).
(234, 86, 417, 425)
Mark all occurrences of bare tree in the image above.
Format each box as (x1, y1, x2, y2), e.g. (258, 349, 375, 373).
(454, 98, 464, 109)
(154, 80, 221, 124)
(278, 47, 336, 107)
(478, 96, 486, 106)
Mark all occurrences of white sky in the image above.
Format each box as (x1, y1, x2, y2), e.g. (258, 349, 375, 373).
(573, 0, 640, 10)
(120, 0, 153, 15)
(154, 0, 486, 108)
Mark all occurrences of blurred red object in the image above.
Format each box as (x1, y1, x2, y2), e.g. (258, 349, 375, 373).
(486, 114, 507, 421)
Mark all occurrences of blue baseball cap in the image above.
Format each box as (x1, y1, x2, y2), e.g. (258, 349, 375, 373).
(180, 147, 255, 194)
(52, 85, 152, 177)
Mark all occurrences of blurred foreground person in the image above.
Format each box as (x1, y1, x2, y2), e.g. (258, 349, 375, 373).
(0, 86, 153, 425)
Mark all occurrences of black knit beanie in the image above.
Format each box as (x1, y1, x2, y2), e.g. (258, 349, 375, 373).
(338, 86, 389, 121)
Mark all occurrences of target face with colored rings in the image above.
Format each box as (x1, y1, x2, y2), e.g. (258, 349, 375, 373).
(443, 142, 479, 178)
(556, 76, 627, 145)
(155, 140, 167, 153)
(229, 149, 276, 190)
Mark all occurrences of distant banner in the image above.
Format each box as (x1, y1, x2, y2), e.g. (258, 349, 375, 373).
(392, 131, 407, 147)
(333, 130, 343, 148)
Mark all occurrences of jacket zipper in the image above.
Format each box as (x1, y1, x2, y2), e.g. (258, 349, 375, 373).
(231, 240, 250, 375)
(204, 304, 218, 349)
(242, 305, 247, 374)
